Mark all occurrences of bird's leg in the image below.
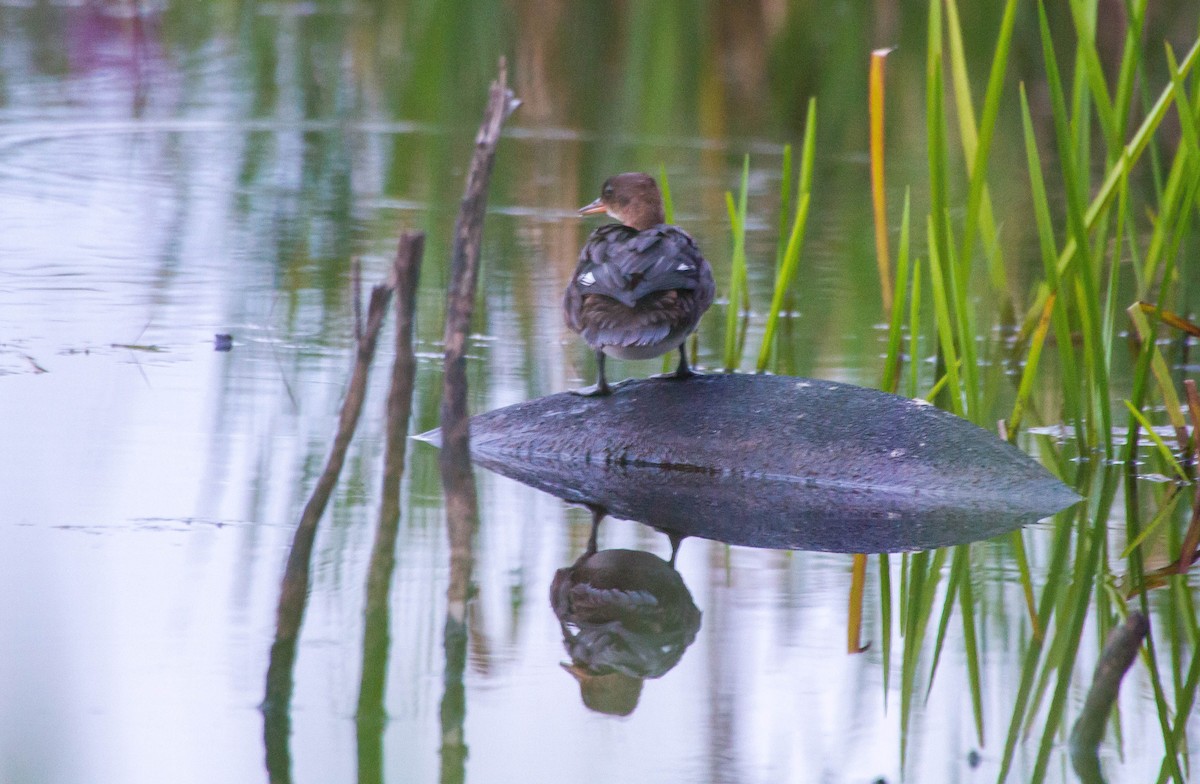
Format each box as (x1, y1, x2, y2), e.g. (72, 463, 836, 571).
(571, 350, 612, 396)
(674, 344, 696, 378)
(667, 530, 684, 567)
(653, 344, 701, 381)
(585, 505, 605, 555)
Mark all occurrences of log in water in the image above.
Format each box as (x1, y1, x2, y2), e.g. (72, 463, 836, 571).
(424, 374, 1080, 553)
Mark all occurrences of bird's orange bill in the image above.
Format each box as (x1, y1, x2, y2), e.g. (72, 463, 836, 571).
(578, 198, 606, 215)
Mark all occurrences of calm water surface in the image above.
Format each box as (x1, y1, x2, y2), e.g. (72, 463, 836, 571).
(2, 2, 1199, 783)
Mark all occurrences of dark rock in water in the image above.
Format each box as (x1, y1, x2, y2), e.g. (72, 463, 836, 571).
(214, 333, 233, 352)
(425, 374, 1079, 553)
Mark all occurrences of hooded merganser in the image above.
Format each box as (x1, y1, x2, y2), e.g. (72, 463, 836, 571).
(565, 172, 715, 396)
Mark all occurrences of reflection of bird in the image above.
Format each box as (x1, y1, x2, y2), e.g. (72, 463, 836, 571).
(550, 515, 701, 716)
(565, 172, 715, 396)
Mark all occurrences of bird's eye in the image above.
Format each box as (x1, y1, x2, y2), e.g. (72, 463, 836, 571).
(602, 186, 613, 199)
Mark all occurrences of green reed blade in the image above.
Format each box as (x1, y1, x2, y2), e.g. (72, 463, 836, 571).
(926, 220, 963, 417)
(880, 552, 892, 707)
(1112, 0, 1149, 137)
(757, 100, 817, 372)
(923, 368, 953, 404)
(907, 258, 922, 399)
(1008, 291, 1056, 441)
(881, 192, 911, 394)
(1067, 0, 1117, 147)
(658, 165, 677, 375)
(1102, 168, 1129, 365)
(945, 0, 1017, 300)
(1138, 140, 1191, 295)
(900, 547, 947, 772)
(756, 193, 811, 373)
(1166, 43, 1200, 170)
(900, 550, 927, 771)
(1121, 486, 1186, 559)
(924, 551, 960, 705)
(1036, 0, 1113, 457)
(722, 154, 750, 371)
(1122, 400, 1188, 481)
(775, 144, 792, 270)
(942, 211, 980, 420)
(1062, 36, 1199, 282)
(995, 502, 1077, 782)
(658, 163, 675, 224)
(1128, 305, 1189, 444)
(1010, 530, 1041, 642)
(919, 545, 982, 747)
(1156, 643, 1200, 783)
(1018, 34, 1200, 331)
(1125, 470, 1188, 784)
(1029, 511, 1106, 782)
(957, 545, 985, 744)
(925, 0, 950, 284)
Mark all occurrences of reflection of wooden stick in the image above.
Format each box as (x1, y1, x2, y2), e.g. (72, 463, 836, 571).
(356, 232, 424, 746)
(438, 58, 518, 784)
(440, 57, 518, 614)
(1068, 612, 1149, 782)
(263, 264, 394, 776)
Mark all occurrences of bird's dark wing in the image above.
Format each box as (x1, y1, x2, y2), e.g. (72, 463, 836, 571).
(570, 224, 709, 309)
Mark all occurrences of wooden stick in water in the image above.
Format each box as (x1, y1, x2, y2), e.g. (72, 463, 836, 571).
(437, 57, 518, 784)
(263, 264, 394, 782)
(356, 232, 425, 740)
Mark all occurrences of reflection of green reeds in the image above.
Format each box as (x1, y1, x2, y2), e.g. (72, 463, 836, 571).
(714, 0, 1200, 778)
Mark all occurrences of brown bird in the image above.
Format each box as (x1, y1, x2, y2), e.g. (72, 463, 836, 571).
(565, 172, 715, 396)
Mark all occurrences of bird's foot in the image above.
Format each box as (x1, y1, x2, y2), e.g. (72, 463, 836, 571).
(569, 382, 612, 397)
(570, 377, 636, 396)
(651, 367, 702, 381)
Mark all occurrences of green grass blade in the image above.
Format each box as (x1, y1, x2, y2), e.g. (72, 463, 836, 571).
(957, 546, 985, 745)
(1128, 304, 1189, 443)
(1122, 400, 1188, 481)
(1035, 0, 1113, 456)
(946, 0, 1018, 299)
(880, 553, 893, 707)
(1066, 0, 1117, 147)
(926, 218, 963, 417)
(1121, 486, 1187, 558)
(924, 551, 960, 704)
(775, 144, 793, 269)
(1055, 35, 1200, 282)
(907, 260, 922, 399)
(658, 163, 675, 224)
(757, 101, 817, 372)
(881, 192, 912, 394)
(722, 155, 750, 371)
(1008, 292, 1056, 440)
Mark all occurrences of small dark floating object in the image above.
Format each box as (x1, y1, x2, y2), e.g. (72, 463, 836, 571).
(214, 333, 233, 352)
(425, 374, 1079, 553)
